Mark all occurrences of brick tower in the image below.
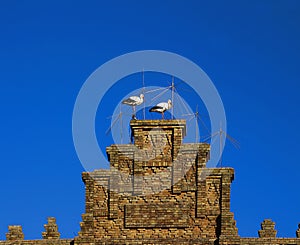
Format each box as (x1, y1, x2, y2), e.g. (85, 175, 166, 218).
(75, 119, 239, 245)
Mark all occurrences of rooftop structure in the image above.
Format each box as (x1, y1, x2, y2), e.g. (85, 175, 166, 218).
(1, 120, 299, 245)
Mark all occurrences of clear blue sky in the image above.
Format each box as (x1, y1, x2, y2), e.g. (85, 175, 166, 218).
(0, 0, 300, 240)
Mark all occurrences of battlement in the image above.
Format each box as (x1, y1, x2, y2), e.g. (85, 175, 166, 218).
(1, 219, 299, 245)
(0, 218, 72, 245)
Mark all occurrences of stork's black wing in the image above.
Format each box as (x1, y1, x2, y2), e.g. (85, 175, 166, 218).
(149, 106, 164, 112)
(122, 98, 136, 105)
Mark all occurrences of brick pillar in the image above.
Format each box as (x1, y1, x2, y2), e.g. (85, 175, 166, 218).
(195, 147, 210, 217)
(258, 219, 277, 238)
(130, 119, 186, 155)
(6, 225, 24, 241)
(218, 169, 240, 244)
(75, 172, 96, 245)
(130, 119, 186, 195)
(42, 217, 60, 239)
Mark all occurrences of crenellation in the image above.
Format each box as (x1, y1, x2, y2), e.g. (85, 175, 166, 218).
(258, 219, 277, 238)
(6, 225, 24, 241)
(42, 217, 60, 240)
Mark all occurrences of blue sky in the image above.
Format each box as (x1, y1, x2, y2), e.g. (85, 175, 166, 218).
(0, 0, 300, 240)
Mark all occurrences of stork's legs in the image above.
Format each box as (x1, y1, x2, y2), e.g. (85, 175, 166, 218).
(132, 106, 137, 119)
(162, 112, 164, 120)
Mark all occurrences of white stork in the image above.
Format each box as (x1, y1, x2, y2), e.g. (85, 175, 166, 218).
(149, 99, 172, 119)
(122, 94, 144, 117)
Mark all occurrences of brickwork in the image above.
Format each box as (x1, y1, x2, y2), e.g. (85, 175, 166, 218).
(75, 120, 238, 244)
(0, 119, 299, 245)
(258, 219, 277, 238)
(6, 225, 24, 241)
(42, 217, 60, 240)
(1, 223, 71, 245)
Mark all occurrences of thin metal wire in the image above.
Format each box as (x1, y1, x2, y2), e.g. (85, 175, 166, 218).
(145, 86, 170, 94)
(120, 104, 123, 143)
(174, 88, 190, 115)
(201, 125, 240, 167)
(171, 77, 174, 119)
(142, 70, 145, 120)
(151, 87, 170, 102)
(105, 113, 121, 135)
(105, 104, 132, 139)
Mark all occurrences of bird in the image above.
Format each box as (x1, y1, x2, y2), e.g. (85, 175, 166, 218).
(149, 99, 172, 119)
(122, 94, 144, 117)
